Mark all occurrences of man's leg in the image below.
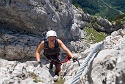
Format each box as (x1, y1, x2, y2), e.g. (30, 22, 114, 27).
(45, 55, 54, 69)
(55, 65, 61, 76)
(49, 62, 53, 69)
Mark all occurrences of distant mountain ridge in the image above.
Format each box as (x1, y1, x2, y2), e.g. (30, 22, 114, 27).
(72, 0, 125, 20)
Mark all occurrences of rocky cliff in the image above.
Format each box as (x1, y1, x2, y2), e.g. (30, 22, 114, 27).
(0, 28, 125, 84)
(0, 0, 85, 60)
(0, 0, 125, 84)
(0, 0, 124, 60)
(0, 0, 83, 41)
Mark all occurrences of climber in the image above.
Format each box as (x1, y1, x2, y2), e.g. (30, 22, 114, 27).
(36, 30, 77, 76)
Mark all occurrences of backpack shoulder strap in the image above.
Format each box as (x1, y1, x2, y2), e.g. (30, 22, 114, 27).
(43, 31, 48, 48)
(44, 40, 48, 48)
(55, 39, 59, 47)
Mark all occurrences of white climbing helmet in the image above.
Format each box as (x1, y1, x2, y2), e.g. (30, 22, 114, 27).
(46, 30, 57, 38)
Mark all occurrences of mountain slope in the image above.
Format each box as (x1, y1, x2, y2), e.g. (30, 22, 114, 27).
(72, 0, 125, 20)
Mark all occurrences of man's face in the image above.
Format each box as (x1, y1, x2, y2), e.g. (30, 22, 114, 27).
(48, 36, 56, 43)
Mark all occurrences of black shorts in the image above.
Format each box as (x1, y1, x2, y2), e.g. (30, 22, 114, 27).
(45, 54, 62, 66)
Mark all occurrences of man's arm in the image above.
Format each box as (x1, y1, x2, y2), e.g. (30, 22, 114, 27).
(36, 41, 44, 62)
(58, 39, 74, 58)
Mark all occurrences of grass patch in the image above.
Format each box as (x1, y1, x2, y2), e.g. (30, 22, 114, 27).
(28, 72, 43, 83)
(33, 77, 43, 83)
(54, 77, 65, 84)
(83, 27, 109, 43)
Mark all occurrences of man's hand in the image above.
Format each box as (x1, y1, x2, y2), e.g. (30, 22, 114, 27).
(72, 57, 78, 62)
(38, 61, 42, 67)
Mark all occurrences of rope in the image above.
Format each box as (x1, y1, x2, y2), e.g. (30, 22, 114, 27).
(71, 42, 104, 84)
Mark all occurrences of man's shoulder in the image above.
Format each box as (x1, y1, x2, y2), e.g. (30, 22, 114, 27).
(56, 39, 61, 41)
(56, 39, 63, 45)
(56, 39, 61, 43)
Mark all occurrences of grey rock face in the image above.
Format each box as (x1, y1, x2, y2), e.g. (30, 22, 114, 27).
(77, 29, 125, 84)
(0, 0, 82, 41)
(0, 28, 125, 84)
(0, 27, 41, 60)
(0, 0, 125, 84)
(0, 0, 88, 60)
(81, 12, 124, 33)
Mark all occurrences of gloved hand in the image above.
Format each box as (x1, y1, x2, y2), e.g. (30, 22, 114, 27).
(38, 61, 42, 67)
(34, 61, 42, 67)
(72, 57, 78, 62)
